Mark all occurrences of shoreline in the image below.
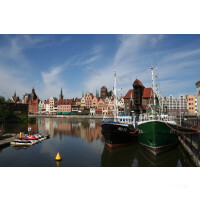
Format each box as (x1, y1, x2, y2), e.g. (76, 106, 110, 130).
(29, 114, 113, 119)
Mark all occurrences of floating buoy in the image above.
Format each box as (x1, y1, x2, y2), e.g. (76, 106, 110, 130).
(19, 132, 22, 139)
(55, 152, 62, 161)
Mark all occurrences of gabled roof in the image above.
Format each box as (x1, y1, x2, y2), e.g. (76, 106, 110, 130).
(124, 88, 153, 99)
(133, 79, 144, 87)
(196, 80, 200, 86)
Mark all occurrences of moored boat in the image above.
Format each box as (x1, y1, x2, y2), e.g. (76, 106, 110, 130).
(138, 116, 178, 155)
(10, 139, 34, 146)
(138, 65, 179, 155)
(101, 71, 139, 148)
(101, 116, 138, 148)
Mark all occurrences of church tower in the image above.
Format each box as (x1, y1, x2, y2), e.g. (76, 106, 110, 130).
(59, 87, 64, 100)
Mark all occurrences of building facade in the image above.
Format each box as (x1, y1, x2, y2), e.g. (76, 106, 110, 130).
(85, 93, 94, 108)
(163, 94, 187, 116)
(49, 97, 58, 114)
(100, 86, 107, 99)
(196, 80, 200, 116)
(124, 79, 154, 115)
(186, 94, 196, 115)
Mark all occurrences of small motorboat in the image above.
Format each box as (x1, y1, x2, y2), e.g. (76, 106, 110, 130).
(10, 139, 34, 146)
(22, 135, 38, 141)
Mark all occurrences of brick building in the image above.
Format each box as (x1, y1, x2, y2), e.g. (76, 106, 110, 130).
(101, 86, 107, 99)
(124, 79, 154, 115)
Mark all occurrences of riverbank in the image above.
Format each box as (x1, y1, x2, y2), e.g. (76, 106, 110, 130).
(29, 114, 113, 119)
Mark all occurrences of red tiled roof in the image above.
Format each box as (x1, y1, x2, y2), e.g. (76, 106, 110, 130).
(54, 99, 74, 106)
(45, 100, 49, 104)
(133, 79, 144, 87)
(124, 88, 153, 99)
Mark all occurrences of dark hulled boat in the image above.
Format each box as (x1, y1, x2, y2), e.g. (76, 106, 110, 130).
(101, 71, 138, 148)
(101, 118, 138, 148)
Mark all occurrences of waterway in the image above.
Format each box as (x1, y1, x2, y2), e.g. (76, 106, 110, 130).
(0, 117, 196, 167)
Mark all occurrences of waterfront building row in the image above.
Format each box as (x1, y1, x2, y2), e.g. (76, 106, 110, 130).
(8, 80, 200, 117)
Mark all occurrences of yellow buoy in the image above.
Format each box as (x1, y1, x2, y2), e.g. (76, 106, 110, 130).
(56, 160, 61, 167)
(55, 152, 62, 161)
(19, 132, 22, 139)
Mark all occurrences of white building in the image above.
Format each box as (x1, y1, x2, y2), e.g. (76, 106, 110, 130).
(45, 101, 50, 114)
(163, 94, 187, 116)
(81, 97, 86, 108)
(196, 80, 200, 116)
(49, 97, 57, 114)
(90, 107, 96, 115)
(195, 98, 198, 115)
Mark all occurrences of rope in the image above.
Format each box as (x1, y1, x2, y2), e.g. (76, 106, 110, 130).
(164, 121, 200, 135)
(130, 128, 138, 134)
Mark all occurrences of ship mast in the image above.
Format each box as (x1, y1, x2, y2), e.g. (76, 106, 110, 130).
(113, 71, 117, 122)
(151, 65, 156, 116)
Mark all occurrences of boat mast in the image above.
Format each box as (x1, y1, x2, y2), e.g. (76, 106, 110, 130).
(151, 65, 156, 116)
(114, 71, 117, 122)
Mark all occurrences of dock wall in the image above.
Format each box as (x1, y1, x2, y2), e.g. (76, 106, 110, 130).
(178, 132, 200, 166)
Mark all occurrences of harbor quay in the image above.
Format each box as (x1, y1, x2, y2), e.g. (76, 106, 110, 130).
(28, 114, 109, 119)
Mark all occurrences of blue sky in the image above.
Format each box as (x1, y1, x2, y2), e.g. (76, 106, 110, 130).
(0, 34, 200, 100)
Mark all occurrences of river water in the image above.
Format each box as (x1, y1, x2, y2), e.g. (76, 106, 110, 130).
(0, 117, 196, 167)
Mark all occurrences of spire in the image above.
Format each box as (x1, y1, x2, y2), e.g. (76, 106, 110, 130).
(60, 87, 63, 100)
(32, 86, 35, 93)
(14, 90, 16, 97)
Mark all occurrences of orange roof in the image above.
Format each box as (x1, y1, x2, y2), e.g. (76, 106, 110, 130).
(124, 88, 153, 99)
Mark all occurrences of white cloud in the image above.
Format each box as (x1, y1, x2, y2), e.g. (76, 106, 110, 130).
(161, 48, 200, 63)
(83, 34, 199, 98)
(41, 66, 63, 85)
(39, 66, 64, 99)
(0, 67, 30, 99)
(75, 55, 100, 66)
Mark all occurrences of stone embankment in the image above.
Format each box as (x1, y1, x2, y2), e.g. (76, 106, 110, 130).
(29, 114, 113, 119)
(0, 134, 16, 148)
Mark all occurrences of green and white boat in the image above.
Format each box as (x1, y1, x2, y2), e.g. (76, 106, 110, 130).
(137, 65, 178, 155)
(138, 115, 178, 155)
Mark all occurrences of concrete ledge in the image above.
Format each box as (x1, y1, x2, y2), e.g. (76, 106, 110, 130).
(0, 135, 16, 148)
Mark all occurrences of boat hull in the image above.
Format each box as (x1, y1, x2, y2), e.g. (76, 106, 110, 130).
(138, 120, 178, 155)
(101, 122, 138, 148)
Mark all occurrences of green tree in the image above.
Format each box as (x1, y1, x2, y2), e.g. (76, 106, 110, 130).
(0, 96, 5, 103)
(107, 90, 113, 97)
(0, 96, 14, 120)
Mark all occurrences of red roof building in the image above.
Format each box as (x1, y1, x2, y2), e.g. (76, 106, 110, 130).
(124, 79, 155, 115)
(28, 97, 39, 114)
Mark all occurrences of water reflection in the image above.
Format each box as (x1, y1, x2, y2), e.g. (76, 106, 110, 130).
(29, 118, 104, 143)
(101, 144, 196, 167)
(101, 144, 138, 167)
(0, 118, 196, 167)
